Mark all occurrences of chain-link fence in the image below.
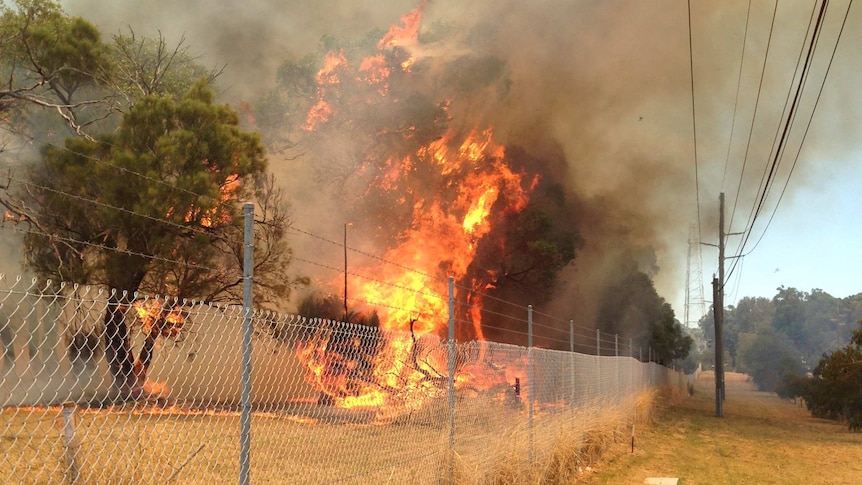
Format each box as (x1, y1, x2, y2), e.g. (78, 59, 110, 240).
(1, 275, 695, 484)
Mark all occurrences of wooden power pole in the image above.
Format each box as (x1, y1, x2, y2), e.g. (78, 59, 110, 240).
(713, 192, 726, 417)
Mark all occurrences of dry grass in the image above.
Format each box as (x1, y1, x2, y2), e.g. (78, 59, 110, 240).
(2, 389, 667, 484)
(580, 372, 862, 485)
(444, 390, 661, 484)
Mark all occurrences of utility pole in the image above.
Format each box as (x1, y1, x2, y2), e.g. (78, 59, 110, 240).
(713, 193, 726, 417)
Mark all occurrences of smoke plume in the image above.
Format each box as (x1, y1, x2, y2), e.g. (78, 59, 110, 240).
(59, 0, 859, 337)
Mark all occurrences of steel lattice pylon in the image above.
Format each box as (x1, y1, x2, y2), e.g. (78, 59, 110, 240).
(684, 223, 707, 329)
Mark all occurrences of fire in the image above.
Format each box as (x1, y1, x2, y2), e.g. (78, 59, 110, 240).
(295, 1, 539, 417)
(316, 50, 349, 85)
(198, 173, 241, 227)
(359, 54, 391, 86)
(133, 299, 186, 339)
(377, 0, 426, 50)
(167, 173, 241, 228)
(302, 100, 333, 131)
(142, 380, 170, 398)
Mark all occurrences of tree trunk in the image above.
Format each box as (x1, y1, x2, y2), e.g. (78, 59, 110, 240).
(135, 327, 160, 387)
(103, 257, 148, 400)
(104, 294, 139, 399)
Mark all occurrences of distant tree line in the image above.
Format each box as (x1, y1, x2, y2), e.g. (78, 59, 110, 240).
(697, 286, 862, 430)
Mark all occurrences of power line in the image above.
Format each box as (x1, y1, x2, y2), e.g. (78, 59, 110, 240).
(4, 176, 236, 244)
(726, 0, 831, 283)
(13, 225, 223, 274)
(12, 132, 219, 204)
(728, 0, 782, 235)
(687, 0, 703, 245)
(741, 0, 853, 257)
(721, 0, 754, 192)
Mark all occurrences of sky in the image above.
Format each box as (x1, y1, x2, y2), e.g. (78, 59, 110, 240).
(680, 0, 862, 321)
(49, 0, 862, 326)
(712, 158, 862, 307)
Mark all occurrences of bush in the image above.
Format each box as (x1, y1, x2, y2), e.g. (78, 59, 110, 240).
(789, 322, 862, 431)
(738, 328, 804, 392)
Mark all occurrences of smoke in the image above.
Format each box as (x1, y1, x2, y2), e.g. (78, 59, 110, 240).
(62, 0, 417, 100)
(58, 0, 859, 329)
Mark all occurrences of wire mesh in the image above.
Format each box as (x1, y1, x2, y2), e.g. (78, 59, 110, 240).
(1, 275, 697, 484)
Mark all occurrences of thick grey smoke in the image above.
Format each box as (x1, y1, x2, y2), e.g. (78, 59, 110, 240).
(59, 0, 860, 321)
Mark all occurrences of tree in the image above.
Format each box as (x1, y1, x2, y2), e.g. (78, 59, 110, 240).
(0, 1, 223, 144)
(596, 261, 691, 364)
(772, 286, 808, 353)
(790, 322, 862, 430)
(0, 3, 304, 398)
(4, 80, 302, 397)
(0, 0, 113, 138)
(727, 296, 774, 366)
(737, 327, 804, 392)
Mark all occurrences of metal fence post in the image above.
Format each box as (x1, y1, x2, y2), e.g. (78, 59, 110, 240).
(528, 305, 534, 465)
(447, 276, 456, 481)
(615, 334, 620, 401)
(62, 402, 80, 485)
(596, 329, 601, 395)
(629, 338, 634, 394)
(239, 203, 254, 485)
(569, 320, 575, 411)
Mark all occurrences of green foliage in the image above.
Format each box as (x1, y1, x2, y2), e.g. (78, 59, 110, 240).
(480, 206, 578, 295)
(737, 327, 804, 392)
(726, 297, 775, 366)
(25, 80, 266, 293)
(704, 289, 856, 374)
(14, 80, 301, 394)
(787, 323, 862, 431)
(596, 259, 691, 365)
(734, 331, 757, 374)
(0, 1, 224, 139)
(0, 0, 111, 134)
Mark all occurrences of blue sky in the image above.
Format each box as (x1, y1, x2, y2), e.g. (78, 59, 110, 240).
(718, 158, 862, 305)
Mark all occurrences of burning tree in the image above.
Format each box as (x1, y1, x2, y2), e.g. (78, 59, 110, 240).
(4, 80, 302, 397)
(254, 2, 579, 411)
(0, 2, 304, 398)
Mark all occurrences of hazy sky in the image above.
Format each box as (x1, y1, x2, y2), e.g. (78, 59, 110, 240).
(57, 0, 862, 324)
(683, 0, 862, 320)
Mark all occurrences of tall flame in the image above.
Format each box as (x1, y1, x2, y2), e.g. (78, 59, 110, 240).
(295, 1, 536, 414)
(377, 0, 426, 50)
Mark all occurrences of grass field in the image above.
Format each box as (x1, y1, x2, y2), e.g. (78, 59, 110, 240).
(2, 391, 660, 484)
(579, 371, 862, 485)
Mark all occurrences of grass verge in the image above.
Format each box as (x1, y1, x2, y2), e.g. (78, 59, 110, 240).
(579, 371, 862, 485)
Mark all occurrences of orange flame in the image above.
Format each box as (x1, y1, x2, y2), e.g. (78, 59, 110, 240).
(302, 50, 349, 131)
(296, 2, 538, 416)
(377, 0, 426, 50)
(133, 300, 186, 339)
(359, 54, 391, 85)
(198, 173, 241, 227)
(316, 49, 349, 85)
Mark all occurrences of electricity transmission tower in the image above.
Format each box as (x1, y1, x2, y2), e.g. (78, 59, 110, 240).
(684, 223, 706, 329)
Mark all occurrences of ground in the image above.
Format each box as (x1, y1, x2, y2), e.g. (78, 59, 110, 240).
(578, 371, 862, 485)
